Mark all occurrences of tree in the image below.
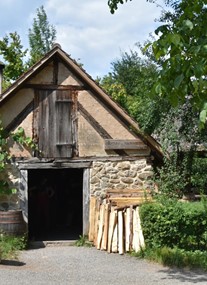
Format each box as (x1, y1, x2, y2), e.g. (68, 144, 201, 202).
(99, 46, 168, 134)
(108, 0, 178, 14)
(0, 32, 27, 88)
(108, 0, 207, 126)
(28, 5, 56, 66)
(0, 6, 56, 90)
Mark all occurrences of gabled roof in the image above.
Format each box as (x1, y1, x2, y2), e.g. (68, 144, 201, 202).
(0, 44, 163, 160)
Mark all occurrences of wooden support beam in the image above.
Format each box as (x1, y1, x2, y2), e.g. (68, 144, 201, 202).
(105, 139, 148, 150)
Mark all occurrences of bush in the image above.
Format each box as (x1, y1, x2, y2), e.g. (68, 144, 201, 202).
(140, 200, 207, 251)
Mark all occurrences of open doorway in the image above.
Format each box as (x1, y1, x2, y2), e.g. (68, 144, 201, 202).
(28, 168, 83, 241)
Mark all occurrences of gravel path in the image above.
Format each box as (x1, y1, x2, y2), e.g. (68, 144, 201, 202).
(0, 246, 206, 285)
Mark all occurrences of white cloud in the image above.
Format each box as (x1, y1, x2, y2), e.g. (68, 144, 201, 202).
(45, 0, 162, 77)
(0, 0, 164, 78)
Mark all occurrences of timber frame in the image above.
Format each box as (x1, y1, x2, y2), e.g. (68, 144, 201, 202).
(0, 44, 163, 240)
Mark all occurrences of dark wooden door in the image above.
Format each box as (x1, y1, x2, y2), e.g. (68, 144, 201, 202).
(34, 89, 77, 158)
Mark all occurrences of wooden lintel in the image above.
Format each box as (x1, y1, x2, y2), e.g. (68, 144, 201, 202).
(24, 84, 87, 91)
(105, 139, 148, 150)
(18, 161, 92, 169)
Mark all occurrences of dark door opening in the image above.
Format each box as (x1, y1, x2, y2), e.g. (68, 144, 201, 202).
(28, 168, 83, 241)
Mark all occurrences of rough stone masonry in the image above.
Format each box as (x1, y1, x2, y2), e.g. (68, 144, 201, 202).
(90, 159, 154, 197)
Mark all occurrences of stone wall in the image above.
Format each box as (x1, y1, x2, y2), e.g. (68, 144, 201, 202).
(90, 159, 154, 197)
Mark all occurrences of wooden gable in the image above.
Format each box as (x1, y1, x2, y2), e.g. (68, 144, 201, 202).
(33, 89, 77, 158)
(0, 45, 163, 161)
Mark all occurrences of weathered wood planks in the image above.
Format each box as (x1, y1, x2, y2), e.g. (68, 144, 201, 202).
(89, 197, 146, 254)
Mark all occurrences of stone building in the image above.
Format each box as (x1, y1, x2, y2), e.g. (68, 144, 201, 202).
(0, 44, 163, 241)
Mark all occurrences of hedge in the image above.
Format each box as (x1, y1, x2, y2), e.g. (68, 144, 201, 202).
(139, 200, 207, 251)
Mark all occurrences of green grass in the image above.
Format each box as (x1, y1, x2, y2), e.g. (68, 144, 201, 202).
(75, 235, 93, 247)
(132, 246, 207, 271)
(0, 233, 27, 261)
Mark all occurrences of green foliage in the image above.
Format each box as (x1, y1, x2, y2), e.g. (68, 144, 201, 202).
(108, 0, 132, 14)
(28, 5, 56, 66)
(155, 154, 188, 199)
(0, 32, 27, 88)
(0, 122, 37, 197)
(75, 235, 92, 247)
(0, 233, 27, 260)
(108, 0, 207, 125)
(134, 246, 207, 270)
(140, 201, 207, 251)
(100, 47, 167, 134)
(154, 97, 207, 197)
(155, 152, 207, 198)
(191, 157, 207, 191)
(0, 5, 56, 89)
(150, 0, 207, 126)
(11, 127, 38, 151)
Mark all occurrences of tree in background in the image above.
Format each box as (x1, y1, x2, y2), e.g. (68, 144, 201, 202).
(0, 5, 56, 89)
(106, 0, 207, 197)
(28, 5, 56, 66)
(99, 45, 169, 134)
(108, 0, 207, 126)
(0, 32, 27, 89)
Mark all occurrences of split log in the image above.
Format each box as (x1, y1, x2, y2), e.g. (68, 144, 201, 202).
(97, 204, 105, 249)
(136, 206, 145, 249)
(88, 196, 97, 242)
(132, 208, 139, 252)
(94, 199, 100, 246)
(101, 203, 110, 250)
(111, 210, 118, 253)
(132, 206, 145, 252)
(118, 211, 124, 255)
(129, 206, 133, 251)
(107, 207, 117, 253)
(125, 208, 130, 252)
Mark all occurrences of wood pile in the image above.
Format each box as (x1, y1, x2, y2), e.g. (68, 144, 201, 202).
(89, 189, 151, 254)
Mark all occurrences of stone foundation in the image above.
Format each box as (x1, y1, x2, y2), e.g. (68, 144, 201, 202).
(90, 159, 154, 197)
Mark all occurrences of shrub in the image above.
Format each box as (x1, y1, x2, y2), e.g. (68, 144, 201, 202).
(140, 200, 207, 251)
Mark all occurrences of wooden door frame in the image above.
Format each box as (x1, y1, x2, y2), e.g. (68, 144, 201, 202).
(19, 164, 90, 237)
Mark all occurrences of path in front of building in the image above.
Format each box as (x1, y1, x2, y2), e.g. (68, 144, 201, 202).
(0, 245, 206, 285)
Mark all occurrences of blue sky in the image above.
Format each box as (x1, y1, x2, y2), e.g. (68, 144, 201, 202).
(0, 0, 164, 78)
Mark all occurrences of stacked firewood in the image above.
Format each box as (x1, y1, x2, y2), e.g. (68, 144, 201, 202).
(89, 189, 151, 254)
